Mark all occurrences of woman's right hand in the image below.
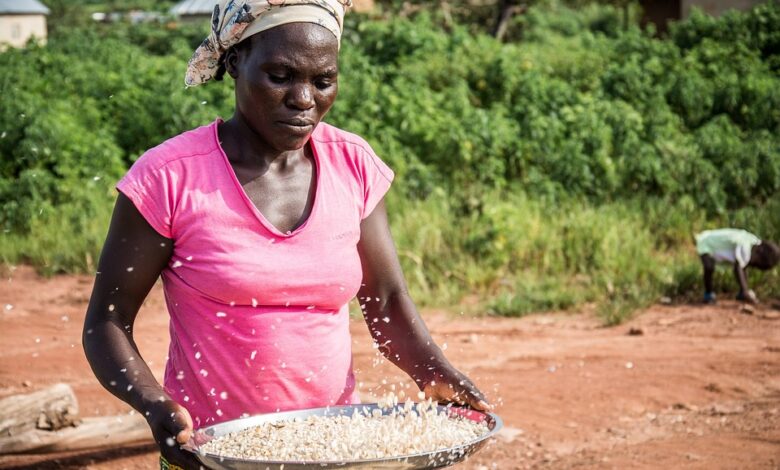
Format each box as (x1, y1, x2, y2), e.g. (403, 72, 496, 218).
(145, 398, 202, 469)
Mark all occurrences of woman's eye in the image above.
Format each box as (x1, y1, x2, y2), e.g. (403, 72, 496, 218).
(315, 79, 334, 90)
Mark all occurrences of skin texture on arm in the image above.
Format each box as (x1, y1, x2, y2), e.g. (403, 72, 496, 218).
(733, 263, 757, 303)
(82, 193, 201, 468)
(733, 263, 750, 295)
(357, 200, 490, 411)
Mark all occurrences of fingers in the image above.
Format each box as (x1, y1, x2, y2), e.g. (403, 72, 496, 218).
(466, 394, 492, 412)
(174, 407, 194, 444)
(161, 442, 203, 470)
(423, 376, 492, 412)
(158, 402, 193, 444)
(454, 382, 492, 411)
(161, 414, 191, 445)
(151, 401, 198, 468)
(161, 407, 200, 469)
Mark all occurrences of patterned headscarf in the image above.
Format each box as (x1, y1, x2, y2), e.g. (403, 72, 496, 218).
(185, 0, 352, 87)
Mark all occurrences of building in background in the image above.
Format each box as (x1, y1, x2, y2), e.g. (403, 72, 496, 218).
(640, 0, 765, 32)
(169, 0, 375, 22)
(0, 0, 49, 49)
(169, 0, 214, 22)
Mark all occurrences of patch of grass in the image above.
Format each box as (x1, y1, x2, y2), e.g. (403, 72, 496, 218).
(0, 192, 113, 275)
(2, 187, 776, 323)
(390, 191, 778, 324)
(486, 277, 591, 317)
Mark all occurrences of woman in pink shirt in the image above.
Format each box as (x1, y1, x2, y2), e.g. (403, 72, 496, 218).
(82, 1, 489, 468)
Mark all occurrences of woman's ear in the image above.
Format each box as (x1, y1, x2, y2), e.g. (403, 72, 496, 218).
(224, 46, 240, 79)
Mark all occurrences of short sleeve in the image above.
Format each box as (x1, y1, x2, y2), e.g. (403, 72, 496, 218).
(359, 146, 394, 220)
(735, 243, 751, 269)
(116, 153, 176, 239)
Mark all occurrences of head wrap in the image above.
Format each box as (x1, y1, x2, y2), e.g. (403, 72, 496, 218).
(185, 0, 351, 87)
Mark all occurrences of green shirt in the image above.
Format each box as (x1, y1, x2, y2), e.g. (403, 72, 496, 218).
(695, 229, 760, 268)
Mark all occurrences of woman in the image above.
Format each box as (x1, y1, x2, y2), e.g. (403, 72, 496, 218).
(82, 1, 489, 468)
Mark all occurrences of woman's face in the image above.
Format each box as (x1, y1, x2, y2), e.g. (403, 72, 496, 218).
(227, 23, 339, 152)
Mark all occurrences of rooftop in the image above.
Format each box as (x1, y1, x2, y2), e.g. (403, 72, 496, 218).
(0, 0, 50, 15)
(169, 0, 216, 16)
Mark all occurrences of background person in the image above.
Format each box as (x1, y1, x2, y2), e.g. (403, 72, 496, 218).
(695, 228, 780, 304)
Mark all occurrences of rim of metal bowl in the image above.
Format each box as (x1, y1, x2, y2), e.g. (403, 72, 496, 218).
(183, 403, 503, 467)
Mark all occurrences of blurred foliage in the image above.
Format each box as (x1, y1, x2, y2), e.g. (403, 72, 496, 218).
(1, 1, 778, 322)
(371, 0, 640, 38)
(42, 0, 179, 13)
(41, 0, 181, 34)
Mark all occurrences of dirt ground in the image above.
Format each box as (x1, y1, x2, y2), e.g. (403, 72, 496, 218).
(0, 265, 778, 469)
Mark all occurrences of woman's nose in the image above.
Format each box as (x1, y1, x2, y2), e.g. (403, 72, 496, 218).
(286, 82, 315, 110)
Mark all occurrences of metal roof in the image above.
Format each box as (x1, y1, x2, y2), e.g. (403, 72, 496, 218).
(169, 0, 217, 16)
(0, 0, 50, 15)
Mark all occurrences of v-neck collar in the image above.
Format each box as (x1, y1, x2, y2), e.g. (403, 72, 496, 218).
(212, 119, 321, 238)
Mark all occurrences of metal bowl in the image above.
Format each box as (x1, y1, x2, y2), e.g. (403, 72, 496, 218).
(182, 403, 502, 469)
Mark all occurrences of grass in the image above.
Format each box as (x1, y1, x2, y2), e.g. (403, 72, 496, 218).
(2, 188, 778, 324)
(389, 190, 779, 323)
(0, 191, 114, 275)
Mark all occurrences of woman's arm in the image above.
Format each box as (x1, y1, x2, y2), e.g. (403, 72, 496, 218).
(82, 193, 200, 468)
(356, 200, 490, 411)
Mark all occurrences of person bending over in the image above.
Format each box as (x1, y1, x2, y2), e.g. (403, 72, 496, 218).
(695, 228, 779, 304)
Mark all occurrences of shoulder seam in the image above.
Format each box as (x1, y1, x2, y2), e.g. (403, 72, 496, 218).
(313, 137, 393, 183)
(147, 147, 218, 173)
(311, 137, 375, 157)
(365, 151, 394, 183)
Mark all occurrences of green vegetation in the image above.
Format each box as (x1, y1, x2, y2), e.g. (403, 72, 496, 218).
(1, 1, 778, 323)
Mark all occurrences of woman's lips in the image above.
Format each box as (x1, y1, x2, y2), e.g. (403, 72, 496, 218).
(277, 120, 314, 134)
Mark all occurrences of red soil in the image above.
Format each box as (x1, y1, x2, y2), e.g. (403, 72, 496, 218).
(0, 266, 778, 469)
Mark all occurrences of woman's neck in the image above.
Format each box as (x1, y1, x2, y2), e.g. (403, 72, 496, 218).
(219, 113, 306, 172)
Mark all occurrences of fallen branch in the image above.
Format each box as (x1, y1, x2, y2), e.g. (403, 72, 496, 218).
(0, 383, 80, 437)
(0, 414, 151, 454)
(0, 383, 153, 454)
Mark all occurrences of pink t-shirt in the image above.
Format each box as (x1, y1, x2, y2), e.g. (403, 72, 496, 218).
(117, 119, 393, 428)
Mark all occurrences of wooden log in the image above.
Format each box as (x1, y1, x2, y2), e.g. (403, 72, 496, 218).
(0, 413, 152, 454)
(0, 383, 80, 437)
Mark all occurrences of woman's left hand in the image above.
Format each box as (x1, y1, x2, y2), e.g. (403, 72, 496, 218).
(419, 362, 491, 412)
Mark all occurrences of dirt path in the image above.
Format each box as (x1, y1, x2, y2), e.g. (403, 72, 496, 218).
(0, 266, 778, 469)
